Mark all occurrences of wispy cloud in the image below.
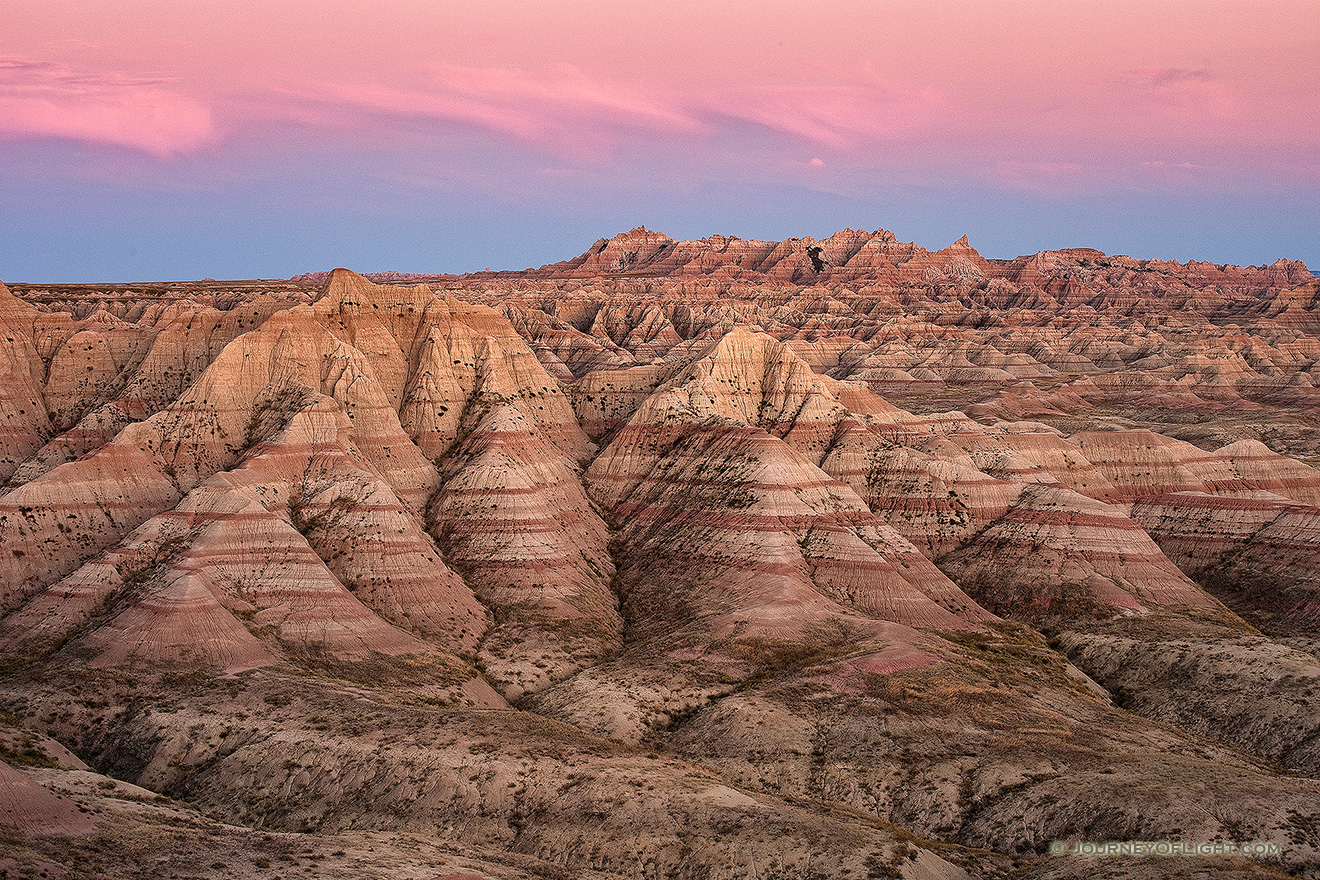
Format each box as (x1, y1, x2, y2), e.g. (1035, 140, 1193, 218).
(287, 62, 943, 162)
(705, 69, 944, 150)
(316, 63, 706, 161)
(0, 57, 214, 158)
(1124, 67, 1214, 88)
(1120, 66, 1238, 115)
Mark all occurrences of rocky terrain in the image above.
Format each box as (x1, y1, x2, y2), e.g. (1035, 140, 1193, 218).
(2, 226, 1320, 879)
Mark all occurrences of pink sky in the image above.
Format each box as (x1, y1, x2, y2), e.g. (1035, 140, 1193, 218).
(2, 0, 1318, 278)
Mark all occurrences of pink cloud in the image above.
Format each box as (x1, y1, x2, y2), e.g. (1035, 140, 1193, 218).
(0, 57, 214, 158)
(1125, 67, 1215, 87)
(704, 70, 944, 150)
(317, 63, 706, 161)
(288, 62, 943, 163)
(1120, 66, 1240, 115)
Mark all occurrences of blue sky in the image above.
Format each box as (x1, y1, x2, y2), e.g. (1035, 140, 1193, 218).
(2, 0, 1317, 281)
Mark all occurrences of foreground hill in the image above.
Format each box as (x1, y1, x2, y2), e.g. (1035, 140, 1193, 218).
(3, 229, 1320, 879)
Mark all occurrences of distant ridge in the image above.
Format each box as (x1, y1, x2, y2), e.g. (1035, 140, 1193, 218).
(290, 226, 1313, 287)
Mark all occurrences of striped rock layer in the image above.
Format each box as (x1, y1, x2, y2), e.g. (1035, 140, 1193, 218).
(5, 264, 1320, 681)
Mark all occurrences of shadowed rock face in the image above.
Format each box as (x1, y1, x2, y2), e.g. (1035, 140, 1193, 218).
(3, 237, 1320, 880)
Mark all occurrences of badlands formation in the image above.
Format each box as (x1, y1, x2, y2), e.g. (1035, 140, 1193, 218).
(1, 227, 1320, 878)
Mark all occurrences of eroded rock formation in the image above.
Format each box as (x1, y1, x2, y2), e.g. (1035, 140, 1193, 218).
(4, 232, 1320, 879)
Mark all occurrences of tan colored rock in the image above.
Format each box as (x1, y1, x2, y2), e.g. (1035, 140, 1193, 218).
(941, 484, 1215, 617)
(823, 434, 1024, 557)
(0, 283, 53, 482)
(429, 403, 621, 697)
(1132, 491, 1320, 627)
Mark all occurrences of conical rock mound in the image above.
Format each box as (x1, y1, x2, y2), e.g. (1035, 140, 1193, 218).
(941, 484, 1215, 618)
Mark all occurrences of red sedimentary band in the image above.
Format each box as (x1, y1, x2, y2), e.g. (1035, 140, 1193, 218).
(1137, 494, 1298, 512)
(589, 471, 845, 493)
(440, 485, 567, 497)
(963, 548, 1184, 570)
(1100, 485, 1217, 501)
(830, 468, 1009, 489)
(619, 551, 812, 577)
(613, 423, 766, 438)
(445, 557, 579, 570)
(291, 502, 407, 514)
(462, 427, 575, 441)
(1229, 541, 1320, 558)
(226, 440, 334, 455)
(986, 466, 1056, 478)
(997, 509, 1146, 529)
(1197, 479, 1262, 494)
(612, 506, 858, 533)
(0, 498, 163, 515)
(1148, 537, 1259, 552)
(142, 505, 409, 529)
(170, 547, 326, 567)
(441, 520, 575, 533)
(801, 557, 932, 576)
(867, 498, 983, 512)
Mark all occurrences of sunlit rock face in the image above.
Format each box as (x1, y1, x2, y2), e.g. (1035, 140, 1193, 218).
(4, 233, 1320, 880)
